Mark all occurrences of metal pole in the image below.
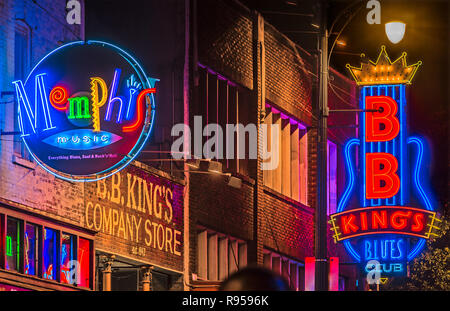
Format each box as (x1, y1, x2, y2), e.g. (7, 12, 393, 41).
(101, 255, 114, 291)
(315, 0, 329, 291)
(141, 266, 153, 291)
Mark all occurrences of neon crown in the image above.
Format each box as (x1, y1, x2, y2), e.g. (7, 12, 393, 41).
(346, 45, 422, 85)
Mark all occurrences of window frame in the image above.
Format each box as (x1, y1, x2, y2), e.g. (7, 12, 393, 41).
(263, 103, 309, 205)
(263, 248, 305, 291)
(327, 139, 338, 215)
(0, 206, 95, 289)
(13, 19, 33, 162)
(196, 227, 247, 281)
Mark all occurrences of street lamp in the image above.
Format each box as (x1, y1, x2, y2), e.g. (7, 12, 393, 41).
(385, 21, 406, 44)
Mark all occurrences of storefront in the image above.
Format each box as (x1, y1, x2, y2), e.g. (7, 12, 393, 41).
(84, 163, 185, 291)
(0, 198, 95, 291)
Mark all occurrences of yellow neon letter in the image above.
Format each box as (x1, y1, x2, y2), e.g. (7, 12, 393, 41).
(90, 77, 108, 132)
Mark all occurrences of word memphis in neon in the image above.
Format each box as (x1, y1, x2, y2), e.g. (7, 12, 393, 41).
(13, 70, 156, 139)
(11, 41, 157, 182)
(329, 47, 442, 274)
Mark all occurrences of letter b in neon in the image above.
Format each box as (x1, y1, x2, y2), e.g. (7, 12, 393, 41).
(365, 96, 400, 142)
(366, 153, 400, 199)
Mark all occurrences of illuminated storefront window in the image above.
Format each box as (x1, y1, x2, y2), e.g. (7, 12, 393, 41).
(24, 223, 39, 276)
(43, 228, 58, 280)
(0, 211, 94, 289)
(78, 238, 91, 288)
(6, 218, 22, 272)
(61, 233, 75, 284)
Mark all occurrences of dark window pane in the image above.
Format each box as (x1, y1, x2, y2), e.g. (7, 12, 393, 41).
(111, 270, 138, 291)
(6, 218, 21, 272)
(152, 272, 170, 291)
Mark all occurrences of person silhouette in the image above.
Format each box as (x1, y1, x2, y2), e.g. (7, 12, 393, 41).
(219, 266, 291, 291)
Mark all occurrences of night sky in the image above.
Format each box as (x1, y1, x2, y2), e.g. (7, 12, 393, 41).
(86, 0, 449, 208)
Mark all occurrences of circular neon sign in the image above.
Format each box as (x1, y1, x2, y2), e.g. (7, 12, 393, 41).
(13, 41, 156, 182)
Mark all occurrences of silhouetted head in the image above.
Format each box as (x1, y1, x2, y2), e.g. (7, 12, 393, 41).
(219, 266, 290, 291)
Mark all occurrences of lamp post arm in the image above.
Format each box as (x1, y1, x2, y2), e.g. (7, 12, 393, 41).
(328, 4, 365, 68)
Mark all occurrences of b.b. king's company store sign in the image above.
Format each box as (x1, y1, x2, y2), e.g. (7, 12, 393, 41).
(84, 164, 183, 269)
(329, 47, 441, 277)
(13, 41, 157, 181)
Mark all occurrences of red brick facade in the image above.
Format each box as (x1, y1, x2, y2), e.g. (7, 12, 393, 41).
(190, 0, 358, 290)
(0, 0, 359, 291)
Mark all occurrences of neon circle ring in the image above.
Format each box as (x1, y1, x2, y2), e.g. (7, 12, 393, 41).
(14, 40, 157, 182)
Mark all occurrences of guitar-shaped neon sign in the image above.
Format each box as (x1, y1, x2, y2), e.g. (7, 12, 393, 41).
(329, 46, 441, 275)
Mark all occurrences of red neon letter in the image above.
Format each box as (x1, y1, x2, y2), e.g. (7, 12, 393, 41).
(365, 96, 400, 142)
(366, 153, 400, 199)
(49, 86, 69, 111)
(123, 88, 156, 133)
(411, 213, 425, 232)
(341, 214, 359, 234)
(391, 211, 412, 230)
(372, 210, 388, 229)
(360, 212, 368, 231)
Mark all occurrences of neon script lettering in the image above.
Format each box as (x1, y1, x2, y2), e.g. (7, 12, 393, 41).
(14, 70, 155, 136)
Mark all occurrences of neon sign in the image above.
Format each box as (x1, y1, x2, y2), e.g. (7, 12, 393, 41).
(12, 41, 157, 182)
(330, 46, 441, 276)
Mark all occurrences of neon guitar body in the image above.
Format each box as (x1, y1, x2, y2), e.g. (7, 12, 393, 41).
(330, 83, 438, 276)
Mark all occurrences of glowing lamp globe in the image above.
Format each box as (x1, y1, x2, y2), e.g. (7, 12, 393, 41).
(385, 21, 406, 44)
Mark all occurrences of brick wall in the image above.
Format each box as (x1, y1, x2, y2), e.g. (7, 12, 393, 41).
(0, 0, 85, 225)
(264, 23, 315, 125)
(0, 0, 186, 286)
(188, 173, 255, 278)
(195, 0, 317, 271)
(84, 163, 185, 272)
(197, 0, 254, 90)
(194, 0, 359, 289)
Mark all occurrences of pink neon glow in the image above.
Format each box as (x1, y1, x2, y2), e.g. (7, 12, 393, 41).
(329, 257, 339, 291)
(305, 257, 315, 291)
(265, 103, 307, 130)
(198, 63, 237, 87)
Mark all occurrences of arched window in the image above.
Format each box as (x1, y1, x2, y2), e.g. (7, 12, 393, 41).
(13, 20, 32, 159)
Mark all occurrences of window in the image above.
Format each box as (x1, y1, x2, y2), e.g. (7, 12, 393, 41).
(43, 228, 58, 280)
(111, 270, 139, 291)
(339, 276, 347, 291)
(263, 249, 304, 291)
(24, 223, 39, 276)
(78, 237, 92, 288)
(14, 21, 32, 160)
(197, 229, 247, 281)
(263, 104, 308, 204)
(1, 212, 93, 288)
(61, 233, 75, 284)
(327, 140, 338, 215)
(6, 218, 22, 272)
(196, 64, 252, 176)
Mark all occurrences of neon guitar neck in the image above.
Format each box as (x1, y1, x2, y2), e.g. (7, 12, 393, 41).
(330, 46, 440, 276)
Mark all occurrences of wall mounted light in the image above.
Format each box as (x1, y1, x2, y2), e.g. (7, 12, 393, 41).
(385, 21, 406, 44)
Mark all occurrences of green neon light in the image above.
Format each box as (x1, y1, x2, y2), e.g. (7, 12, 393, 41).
(17, 225, 20, 268)
(68, 96, 91, 119)
(6, 236, 12, 256)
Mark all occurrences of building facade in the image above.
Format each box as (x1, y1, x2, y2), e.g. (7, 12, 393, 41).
(0, 0, 359, 291)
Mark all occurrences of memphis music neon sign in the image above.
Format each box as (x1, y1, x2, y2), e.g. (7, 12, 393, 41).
(329, 46, 441, 276)
(12, 41, 157, 182)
